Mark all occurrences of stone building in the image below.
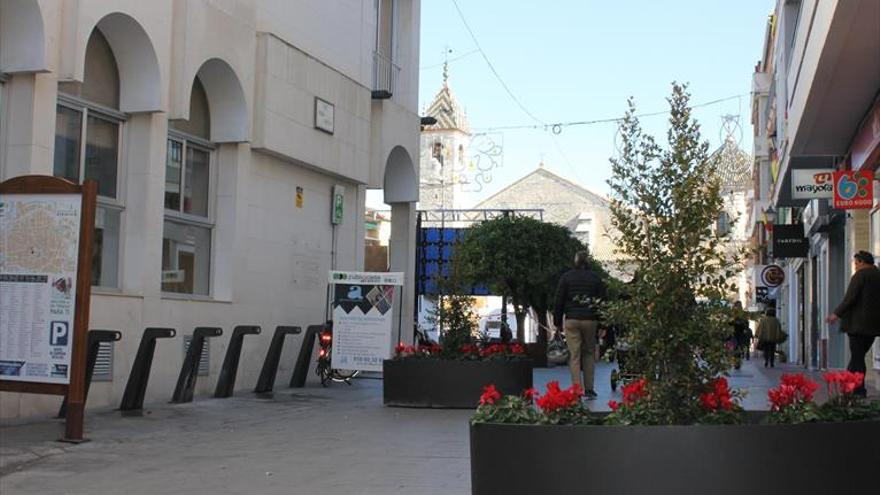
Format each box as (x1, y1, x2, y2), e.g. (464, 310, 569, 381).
(0, 0, 421, 420)
(475, 165, 618, 265)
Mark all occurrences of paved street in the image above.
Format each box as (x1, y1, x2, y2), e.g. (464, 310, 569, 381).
(0, 358, 843, 495)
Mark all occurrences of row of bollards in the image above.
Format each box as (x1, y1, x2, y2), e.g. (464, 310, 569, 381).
(59, 324, 325, 417)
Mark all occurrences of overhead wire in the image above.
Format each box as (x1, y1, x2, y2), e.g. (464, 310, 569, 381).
(474, 94, 747, 134)
(420, 49, 480, 70)
(449, 0, 546, 126)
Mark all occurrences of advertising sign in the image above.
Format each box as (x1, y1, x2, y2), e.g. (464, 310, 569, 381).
(0, 194, 81, 384)
(791, 169, 834, 200)
(329, 271, 403, 372)
(759, 264, 785, 288)
(833, 170, 873, 209)
(772, 224, 808, 258)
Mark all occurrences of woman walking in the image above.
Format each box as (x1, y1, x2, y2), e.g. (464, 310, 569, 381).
(755, 308, 785, 368)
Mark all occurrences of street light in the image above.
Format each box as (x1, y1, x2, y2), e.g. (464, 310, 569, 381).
(764, 206, 777, 225)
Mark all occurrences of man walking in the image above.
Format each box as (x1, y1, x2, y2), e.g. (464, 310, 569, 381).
(826, 251, 880, 397)
(554, 250, 606, 399)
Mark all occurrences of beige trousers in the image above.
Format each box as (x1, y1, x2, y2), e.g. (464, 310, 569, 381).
(564, 319, 598, 392)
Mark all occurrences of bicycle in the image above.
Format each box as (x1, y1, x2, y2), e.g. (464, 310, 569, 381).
(314, 322, 359, 386)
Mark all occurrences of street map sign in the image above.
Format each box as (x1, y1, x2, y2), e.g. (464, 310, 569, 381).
(0, 194, 81, 384)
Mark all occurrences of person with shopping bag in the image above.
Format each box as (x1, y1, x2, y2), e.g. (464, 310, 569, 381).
(755, 308, 786, 368)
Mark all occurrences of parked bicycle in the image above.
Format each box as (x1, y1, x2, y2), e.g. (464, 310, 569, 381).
(314, 321, 359, 386)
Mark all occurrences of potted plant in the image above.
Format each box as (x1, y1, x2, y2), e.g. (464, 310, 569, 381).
(468, 84, 880, 494)
(383, 284, 533, 408)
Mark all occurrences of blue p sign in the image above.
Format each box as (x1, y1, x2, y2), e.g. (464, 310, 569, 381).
(50, 321, 69, 346)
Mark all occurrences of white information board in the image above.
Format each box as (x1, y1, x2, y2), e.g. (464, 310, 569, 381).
(0, 194, 81, 384)
(329, 271, 403, 372)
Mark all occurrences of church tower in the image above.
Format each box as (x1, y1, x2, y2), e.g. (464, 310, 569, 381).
(419, 64, 472, 211)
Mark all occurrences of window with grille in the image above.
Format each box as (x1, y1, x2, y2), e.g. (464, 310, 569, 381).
(183, 335, 210, 376)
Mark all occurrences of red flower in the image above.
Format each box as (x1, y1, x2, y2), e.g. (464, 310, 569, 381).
(480, 343, 509, 358)
(459, 344, 479, 355)
(768, 374, 819, 411)
(535, 381, 582, 412)
(417, 343, 443, 355)
(395, 343, 416, 356)
(523, 388, 539, 403)
(608, 400, 620, 411)
(394, 342, 407, 355)
(509, 343, 526, 355)
(479, 384, 502, 405)
(621, 378, 649, 405)
(700, 377, 735, 412)
(822, 371, 864, 397)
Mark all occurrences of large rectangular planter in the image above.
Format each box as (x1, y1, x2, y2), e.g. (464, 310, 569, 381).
(470, 419, 880, 495)
(383, 359, 533, 408)
(525, 342, 548, 368)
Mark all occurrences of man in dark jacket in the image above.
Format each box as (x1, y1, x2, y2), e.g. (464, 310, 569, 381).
(826, 250, 880, 397)
(554, 250, 606, 399)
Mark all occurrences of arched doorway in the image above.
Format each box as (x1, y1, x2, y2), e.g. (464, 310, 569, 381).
(381, 145, 418, 344)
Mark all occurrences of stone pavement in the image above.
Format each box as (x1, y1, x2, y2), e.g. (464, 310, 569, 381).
(0, 358, 845, 495)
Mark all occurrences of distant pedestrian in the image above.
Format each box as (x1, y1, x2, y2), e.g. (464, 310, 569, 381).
(755, 308, 785, 368)
(554, 250, 606, 399)
(731, 301, 751, 363)
(826, 250, 880, 397)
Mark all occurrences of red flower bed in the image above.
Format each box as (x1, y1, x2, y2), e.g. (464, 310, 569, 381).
(393, 341, 527, 361)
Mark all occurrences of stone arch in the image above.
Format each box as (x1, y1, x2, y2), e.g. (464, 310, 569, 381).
(383, 145, 418, 203)
(0, 0, 47, 72)
(186, 58, 248, 143)
(83, 13, 161, 112)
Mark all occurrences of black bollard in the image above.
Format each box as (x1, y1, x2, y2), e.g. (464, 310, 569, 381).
(254, 326, 302, 396)
(119, 328, 176, 414)
(213, 325, 261, 398)
(170, 327, 222, 404)
(58, 330, 122, 418)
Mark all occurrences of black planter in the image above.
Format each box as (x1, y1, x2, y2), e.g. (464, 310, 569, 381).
(470, 419, 880, 495)
(383, 358, 533, 408)
(525, 342, 548, 368)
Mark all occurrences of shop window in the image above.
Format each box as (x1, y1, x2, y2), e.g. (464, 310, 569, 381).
(163, 78, 213, 296)
(53, 29, 123, 288)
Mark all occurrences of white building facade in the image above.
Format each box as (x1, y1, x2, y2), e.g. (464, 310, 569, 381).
(749, 0, 879, 387)
(0, 0, 421, 420)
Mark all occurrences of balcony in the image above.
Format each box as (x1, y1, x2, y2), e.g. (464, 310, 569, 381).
(372, 51, 400, 100)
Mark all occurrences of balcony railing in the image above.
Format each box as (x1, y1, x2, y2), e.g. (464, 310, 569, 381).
(372, 51, 401, 100)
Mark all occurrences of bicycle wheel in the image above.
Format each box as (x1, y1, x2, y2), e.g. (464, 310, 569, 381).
(331, 369, 360, 384)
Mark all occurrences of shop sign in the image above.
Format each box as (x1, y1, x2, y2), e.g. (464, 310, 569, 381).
(772, 224, 808, 258)
(759, 264, 785, 288)
(755, 286, 772, 305)
(791, 169, 834, 200)
(833, 171, 873, 209)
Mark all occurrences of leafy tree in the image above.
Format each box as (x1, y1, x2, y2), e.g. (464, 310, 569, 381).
(454, 215, 588, 343)
(429, 274, 478, 358)
(603, 83, 744, 424)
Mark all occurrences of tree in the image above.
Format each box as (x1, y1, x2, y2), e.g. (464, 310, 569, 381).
(454, 215, 587, 343)
(603, 83, 744, 424)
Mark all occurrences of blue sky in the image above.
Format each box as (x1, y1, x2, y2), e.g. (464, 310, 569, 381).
(415, 0, 774, 205)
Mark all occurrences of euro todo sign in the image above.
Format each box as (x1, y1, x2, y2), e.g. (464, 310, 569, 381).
(833, 171, 873, 209)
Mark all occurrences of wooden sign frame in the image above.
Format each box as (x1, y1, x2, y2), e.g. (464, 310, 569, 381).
(0, 176, 96, 442)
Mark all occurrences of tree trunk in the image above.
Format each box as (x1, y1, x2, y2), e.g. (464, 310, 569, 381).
(533, 308, 549, 344)
(514, 307, 526, 342)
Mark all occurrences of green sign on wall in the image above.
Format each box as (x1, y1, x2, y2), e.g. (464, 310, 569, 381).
(332, 185, 345, 224)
